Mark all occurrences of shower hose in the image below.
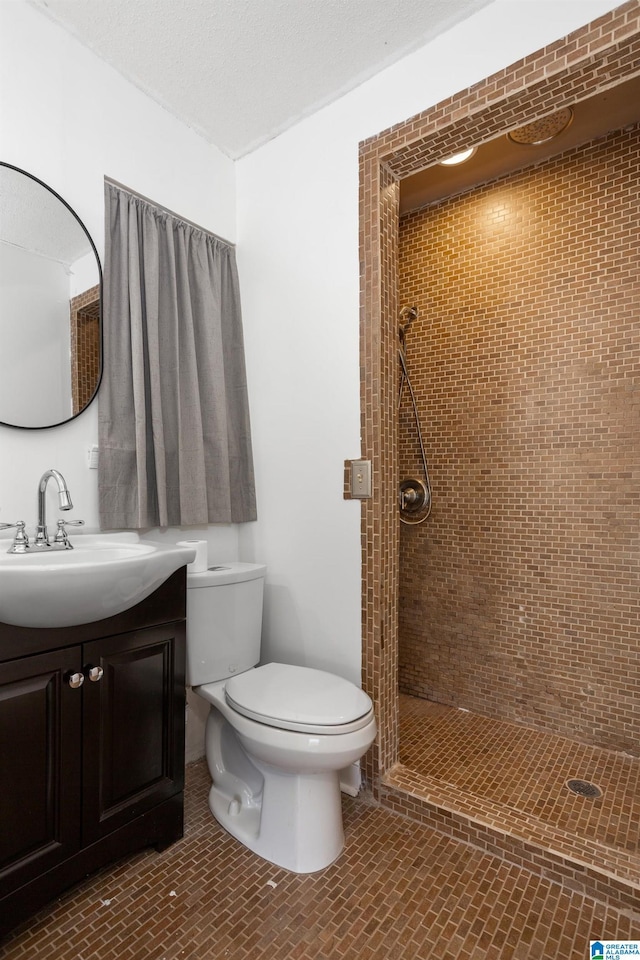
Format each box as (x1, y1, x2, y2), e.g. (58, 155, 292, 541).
(398, 311, 432, 525)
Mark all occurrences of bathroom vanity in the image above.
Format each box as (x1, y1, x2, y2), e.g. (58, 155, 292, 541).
(0, 568, 187, 937)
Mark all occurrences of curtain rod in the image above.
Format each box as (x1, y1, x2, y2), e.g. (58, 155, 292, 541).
(104, 176, 235, 248)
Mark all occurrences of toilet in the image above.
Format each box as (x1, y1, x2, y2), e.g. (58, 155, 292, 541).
(186, 562, 377, 873)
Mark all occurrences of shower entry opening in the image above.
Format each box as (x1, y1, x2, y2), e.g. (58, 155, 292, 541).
(359, 6, 640, 912)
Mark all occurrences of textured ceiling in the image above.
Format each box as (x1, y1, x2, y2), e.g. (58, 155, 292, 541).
(1, 164, 93, 263)
(27, 0, 491, 159)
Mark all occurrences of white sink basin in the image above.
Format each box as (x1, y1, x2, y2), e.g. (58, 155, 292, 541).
(0, 533, 196, 628)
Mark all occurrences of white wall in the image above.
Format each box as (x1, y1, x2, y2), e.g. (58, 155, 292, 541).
(235, 0, 622, 685)
(0, 0, 622, 760)
(0, 244, 71, 425)
(0, 0, 240, 764)
(0, 0, 238, 563)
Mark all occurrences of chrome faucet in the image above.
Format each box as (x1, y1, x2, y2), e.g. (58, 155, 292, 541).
(34, 469, 74, 548)
(0, 520, 30, 554)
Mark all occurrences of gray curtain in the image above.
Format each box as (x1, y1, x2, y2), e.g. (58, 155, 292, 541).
(99, 182, 257, 528)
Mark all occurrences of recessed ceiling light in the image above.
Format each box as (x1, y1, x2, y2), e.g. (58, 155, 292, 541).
(439, 146, 477, 166)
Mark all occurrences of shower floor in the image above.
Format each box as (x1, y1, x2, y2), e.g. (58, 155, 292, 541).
(382, 694, 640, 910)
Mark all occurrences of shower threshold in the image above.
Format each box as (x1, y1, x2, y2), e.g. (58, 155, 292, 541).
(380, 695, 640, 915)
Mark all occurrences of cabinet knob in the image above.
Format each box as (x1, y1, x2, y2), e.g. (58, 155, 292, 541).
(67, 671, 85, 689)
(85, 665, 104, 682)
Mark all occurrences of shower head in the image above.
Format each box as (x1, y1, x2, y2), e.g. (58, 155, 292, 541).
(399, 305, 418, 345)
(507, 107, 573, 145)
(400, 306, 418, 324)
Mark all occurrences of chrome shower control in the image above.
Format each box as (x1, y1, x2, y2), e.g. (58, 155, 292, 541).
(399, 478, 430, 525)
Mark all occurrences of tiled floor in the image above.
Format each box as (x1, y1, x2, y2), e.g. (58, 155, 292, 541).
(398, 696, 640, 854)
(1, 759, 636, 960)
(381, 695, 640, 910)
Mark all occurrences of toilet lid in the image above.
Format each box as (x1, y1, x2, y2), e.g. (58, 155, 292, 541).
(225, 663, 373, 734)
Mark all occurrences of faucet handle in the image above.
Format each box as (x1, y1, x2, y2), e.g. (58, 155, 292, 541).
(54, 519, 85, 548)
(1, 521, 30, 554)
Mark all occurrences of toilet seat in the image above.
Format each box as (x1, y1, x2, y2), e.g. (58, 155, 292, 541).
(225, 662, 374, 735)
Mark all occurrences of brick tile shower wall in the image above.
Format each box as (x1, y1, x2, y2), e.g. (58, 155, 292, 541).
(398, 124, 640, 754)
(70, 285, 100, 415)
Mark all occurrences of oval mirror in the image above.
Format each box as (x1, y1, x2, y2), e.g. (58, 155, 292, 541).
(0, 162, 102, 429)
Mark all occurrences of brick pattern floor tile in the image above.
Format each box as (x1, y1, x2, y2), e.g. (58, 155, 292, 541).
(1, 760, 636, 959)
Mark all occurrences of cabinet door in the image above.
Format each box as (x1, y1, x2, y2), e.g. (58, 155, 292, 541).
(82, 623, 185, 843)
(0, 648, 82, 897)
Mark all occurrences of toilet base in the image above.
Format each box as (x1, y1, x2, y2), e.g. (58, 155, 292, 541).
(209, 759, 345, 873)
(198, 681, 376, 874)
(205, 707, 344, 873)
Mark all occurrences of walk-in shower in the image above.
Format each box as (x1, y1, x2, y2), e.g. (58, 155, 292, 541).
(398, 306, 431, 525)
(360, 7, 640, 915)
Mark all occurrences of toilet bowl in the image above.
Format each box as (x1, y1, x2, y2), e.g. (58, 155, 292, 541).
(186, 564, 377, 873)
(196, 663, 376, 872)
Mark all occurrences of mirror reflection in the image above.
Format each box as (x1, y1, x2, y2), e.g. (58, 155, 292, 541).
(0, 163, 102, 429)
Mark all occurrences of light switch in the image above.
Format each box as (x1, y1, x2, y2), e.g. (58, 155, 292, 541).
(350, 459, 372, 499)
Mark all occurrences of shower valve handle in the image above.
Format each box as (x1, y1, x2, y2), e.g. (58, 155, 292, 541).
(400, 488, 418, 509)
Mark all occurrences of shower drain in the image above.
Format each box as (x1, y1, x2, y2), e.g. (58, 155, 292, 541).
(566, 779, 603, 799)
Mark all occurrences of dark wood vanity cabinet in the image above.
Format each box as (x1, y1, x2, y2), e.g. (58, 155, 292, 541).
(0, 568, 187, 938)
(0, 646, 82, 894)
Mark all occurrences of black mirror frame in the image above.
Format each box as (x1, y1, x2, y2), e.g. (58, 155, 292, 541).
(0, 162, 103, 430)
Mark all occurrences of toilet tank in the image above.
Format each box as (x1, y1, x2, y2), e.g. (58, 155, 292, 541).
(185, 562, 266, 686)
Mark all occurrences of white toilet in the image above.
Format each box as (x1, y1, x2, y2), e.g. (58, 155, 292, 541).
(186, 562, 377, 873)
